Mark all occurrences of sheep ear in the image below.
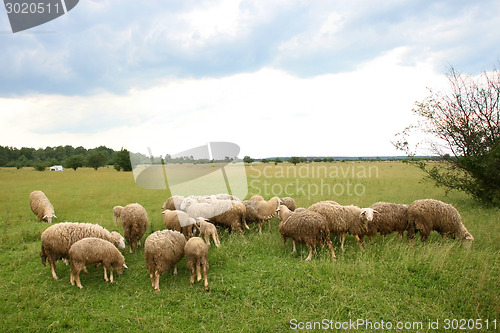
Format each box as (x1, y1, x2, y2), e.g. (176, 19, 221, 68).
(374, 210, 381, 215)
(123, 263, 128, 269)
(360, 211, 366, 216)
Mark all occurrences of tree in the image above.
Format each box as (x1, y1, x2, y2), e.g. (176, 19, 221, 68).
(394, 65, 500, 206)
(86, 152, 108, 170)
(114, 148, 132, 171)
(274, 157, 283, 165)
(243, 156, 254, 164)
(289, 156, 302, 165)
(64, 155, 85, 171)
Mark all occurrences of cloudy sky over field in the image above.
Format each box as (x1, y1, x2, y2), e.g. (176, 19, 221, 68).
(1, 0, 499, 158)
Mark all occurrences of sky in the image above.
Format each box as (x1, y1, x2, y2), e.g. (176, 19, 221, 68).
(1, 0, 499, 158)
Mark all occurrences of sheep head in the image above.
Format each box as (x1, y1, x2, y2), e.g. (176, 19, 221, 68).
(359, 208, 380, 222)
(42, 214, 57, 223)
(111, 232, 126, 250)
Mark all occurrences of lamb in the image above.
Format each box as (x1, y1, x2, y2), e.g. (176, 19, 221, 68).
(144, 230, 186, 293)
(366, 202, 411, 241)
(121, 203, 149, 253)
(162, 209, 195, 239)
(69, 237, 128, 289)
(279, 197, 296, 211)
(243, 196, 281, 233)
(113, 205, 124, 226)
(408, 199, 474, 247)
(40, 222, 126, 280)
(195, 217, 220, 248)
(279, 210, 336, 261)
(308, 202, 379, 252)
(161, 195, 185, 210)
(30, 190, 57, 223)
(184, 237, 210, 291)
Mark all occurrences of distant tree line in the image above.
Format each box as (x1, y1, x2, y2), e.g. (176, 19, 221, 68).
(0, 145, 132, 171)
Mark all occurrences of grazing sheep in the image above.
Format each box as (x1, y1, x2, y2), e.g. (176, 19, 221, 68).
(161, 195, 185, 210)
(195, 217, 220, 248)
(249, 195, 265, 201)
(40, 222, 125, 280)
(182, 199, 246, 233)
(113, 205, 124, 226)
(243, 196, 281, 233)
(279, 210, 336, 261)
(366, 202, 410, 241)
(30, 190, 57, 223)
(162, 209, 195, 239)
(121, 203, 149, 253)
(69, 237, 128, 289)
(308, 202, 379, 252)
(280, 197, 296, 211)
(144, 230, 186, 293)
(184, 237, 210, 291)
(408, 199, 474, 247)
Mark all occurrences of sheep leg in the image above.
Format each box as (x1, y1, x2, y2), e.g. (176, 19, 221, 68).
(369, 236, 374, 245)
(74, 269, 83, 289)
(305, 246, 314, 261)
(204, 233, 211, 247)
(213, 233, 220, 248)
(173, 264, 178, 276)
(341, 233, 346, 252)
(196, 262, 202, 281)
(50, 261, 59, 280)
(70, 270, 75, 286)
(292, 240, 297, 253)
(109, 270, 114, 283)
(355, 235, 365, 252)
(103, 266, 109, 282)
(188, 261, 195, 285)
(154, 271, 160, 293)
(203, 263, 209, 291)
(326, 240, 337, 261)
(257, 221, 263, 234)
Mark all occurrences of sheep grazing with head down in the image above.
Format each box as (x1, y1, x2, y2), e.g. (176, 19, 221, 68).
(40, 222, 126, 280)
(184, 237, 210, 291)
(279, 197, 296, 211)
(113, 205, 124, 226)
(162, 209, 195, 239)
(366, 202, 411, 242)
(279, 210, 336, 261)
(69, 237, 128, 289)
(30, 190, 57, 223)
(161, 195, 185, 210)
(308, 202, 379, 252)
(195, 217, 220, 248)
(408, 199, 474, 247)
(243, 196, 281, 233)
(121, 203, 149, 253)
(144, 230, 186, 293)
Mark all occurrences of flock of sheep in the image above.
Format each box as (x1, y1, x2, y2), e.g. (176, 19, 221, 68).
(30, 189, 474, 293)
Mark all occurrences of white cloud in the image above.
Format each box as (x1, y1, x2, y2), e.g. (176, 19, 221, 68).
(0, 48, 447, 157)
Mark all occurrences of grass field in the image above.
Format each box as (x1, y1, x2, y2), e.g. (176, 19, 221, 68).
(0, 162, 498, 332)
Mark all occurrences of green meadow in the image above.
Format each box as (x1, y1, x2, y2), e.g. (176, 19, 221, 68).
(0, 162, 498, 332)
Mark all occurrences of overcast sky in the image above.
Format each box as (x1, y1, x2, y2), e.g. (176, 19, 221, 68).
(1, 0, 499, 158)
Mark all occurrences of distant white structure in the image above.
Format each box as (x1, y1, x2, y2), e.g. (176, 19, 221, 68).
(49, 165, 63, 172)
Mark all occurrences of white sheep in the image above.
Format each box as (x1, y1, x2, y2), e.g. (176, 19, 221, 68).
(276, 204, 293, 223)
(69, 237, 128, 289)
(121, 203, 149, 253)
(40, 222, 125, 280)
(408, 199, 474, 247)
(184, 237, 210, 291)
(366, 202, 410, 242)
(30, 190, 57, 223)
(308, 202, 379, 252)
(162, 209, 195, 239)
(182, 199, 246, 233)
(279, 210, 336, 261)
(243, 196, 281, 233)
(113, 205, 124, 226)
(144, 230, 186, 293)
(195, 217, 220, 248)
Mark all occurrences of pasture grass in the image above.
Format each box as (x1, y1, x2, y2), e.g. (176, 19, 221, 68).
(0, 162, 498, 332)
